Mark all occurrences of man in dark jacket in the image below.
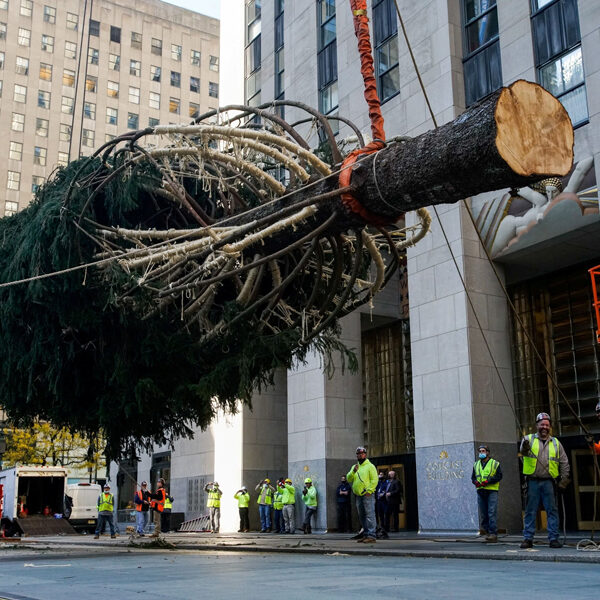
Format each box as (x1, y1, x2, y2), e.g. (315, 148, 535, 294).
(384, 471, 402, 533)
(335, 476, 352, 533)
(375, 472, 388, 535)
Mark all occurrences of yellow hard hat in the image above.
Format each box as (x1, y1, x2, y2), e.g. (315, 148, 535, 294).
(264, 478, 270, 484)
(285, 478, 292, 484)
(304, 477, 312, 484)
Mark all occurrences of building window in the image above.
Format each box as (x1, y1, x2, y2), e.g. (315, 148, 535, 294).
(84, 101, 96, 120)
(63, 68, 76, 87)
(0, 51, 3, 69)
(190, 76, 199, 93)
(171, 43, 182, 61)
(89, 19, 100, 37)
(15, 56, 29, 76)
(7, 171, 20, 191)
(5, 201, 19, 216)
(32, 175, 44, 195)
(9, 141, 22, 161)
(130, 59, 140, 77)
(66, 12, 78, 30)
(208, 82, 218, 98)
(373, 0, 399, 102)
(0, 1, 7, 10)
(170, 71, 180, 87)
(65, 41, 77, 59)
(106, 107, 118, 125)
(127, 112, 139, 129)
(82, 129, 95, 147)
(57, 151, 69, 166)
(131, 31, 142, 48)
(38, 89, 50, 109)
(148, 117, 160, 127)
(245, 0, 261, 107)
(13, 83, 26, 103)
(169, 97, 180, 114)
(531, 0, 587, 126)
(274, 0, 284, 105)
(20, 0, 32, 17)
(462, 0, 502, 106)
(11, 113, 25, 132)
(191, 49, 201, 66)
(109, 53, 120, 71)
(149, 91, 160, 109)
(317, 0, 338, 118)
(151, 38, 162, 55)
(110, 25, 121, 44)
(151, 65, 161, 82)
(43, 5, 56, 23)
(209, 55, 219, 72)
(40, 63, 53, 81)
(59, 123, 72, 142)
(36, 117, 48, 136)
(86, 75, 98, 93)
(0, 22, 5, 39)
(189, 102, 200, 118)
(41, 33, 54, 53)
(88, 47, 99, 65)
(128, 86, 140, 104)
(107, 81, 119, 98)
(18, 27, 31, 46)
(34, 147, 47, 166)
(62, 95, 74, 114)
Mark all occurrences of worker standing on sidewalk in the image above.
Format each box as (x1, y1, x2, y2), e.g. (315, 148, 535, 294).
(520, 412, 570, 549)
(301, 478, 317, 534)
(281, 478, 296, 534)
(234, 486, 250, 532)
(255, 479, 275, 532)
(134, 481, 151, 536)
(347, 446, 378, 543)
(273, 479, 285, 533)
(94, 484, 116, 539)
(471, 445, 502, 543)
(150, 478, 167, 537)
(204, 481, 222, 533)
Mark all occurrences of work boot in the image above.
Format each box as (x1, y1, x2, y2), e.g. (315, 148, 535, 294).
(110, 535, 116, 539)
(360, 537, 376, 543)
(520, 539, 533, 549)
(485, 534, 498, 543)
(478, 529, 488, 536)
(93, 535, 99, 540)
(307, 524, 312, 534)
(549, 539, 562, 548)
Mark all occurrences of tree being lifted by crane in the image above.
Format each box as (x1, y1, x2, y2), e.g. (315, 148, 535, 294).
(0, 2, 574, 459)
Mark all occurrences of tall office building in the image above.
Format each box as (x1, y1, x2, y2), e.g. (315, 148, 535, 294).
(0, 0, 220, 218)
(123, 0, 600, 535)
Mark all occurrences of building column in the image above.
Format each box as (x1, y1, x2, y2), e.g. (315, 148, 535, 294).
(408, 202, 521, 533)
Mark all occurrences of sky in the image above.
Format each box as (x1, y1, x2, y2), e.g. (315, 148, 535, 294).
(164, 0, 221, 19)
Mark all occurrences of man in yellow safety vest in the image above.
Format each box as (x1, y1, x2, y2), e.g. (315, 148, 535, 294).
(204, 481, 222, 533)
(520, 412, 570, 549)
(471, 445, 502, 543)
(234, 486, 250, 532)
(94, 484, 116, 539)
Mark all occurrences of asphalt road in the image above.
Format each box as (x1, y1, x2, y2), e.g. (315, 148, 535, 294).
(0, 549, 597, 599)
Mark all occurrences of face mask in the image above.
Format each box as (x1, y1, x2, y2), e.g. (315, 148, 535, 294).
(479, 453, 487, 459)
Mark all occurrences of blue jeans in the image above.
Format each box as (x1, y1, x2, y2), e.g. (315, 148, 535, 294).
(136, 510, 149, 534)
(259, 504, 271, 530)
(303, 506, 317, 529)
(95, 513, 115, 536)
(355, 494, 376, 538)
(477, 489, 498, 535)
(273, 509, 284, 533)
(523, 478, 559, 541)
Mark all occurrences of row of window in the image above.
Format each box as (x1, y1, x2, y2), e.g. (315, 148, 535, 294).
(1, 0, 63, 23)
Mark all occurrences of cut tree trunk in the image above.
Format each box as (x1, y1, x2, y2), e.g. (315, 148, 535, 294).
(227, 80, 573, 231)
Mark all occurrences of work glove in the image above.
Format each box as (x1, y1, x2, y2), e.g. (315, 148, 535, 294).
(474, 481, 481, 488)
(481, 480, 488, 487)
(557, 478, 570, 491)
(521, 439, 531, 453)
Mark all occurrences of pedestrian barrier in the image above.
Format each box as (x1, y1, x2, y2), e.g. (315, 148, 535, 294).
(178, 514, 210, 532)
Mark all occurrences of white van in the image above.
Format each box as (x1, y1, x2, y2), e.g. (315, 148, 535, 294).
(65, 483, 101, 532)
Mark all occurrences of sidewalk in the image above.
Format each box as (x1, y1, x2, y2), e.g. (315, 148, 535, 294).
(6, 531, 600, 564)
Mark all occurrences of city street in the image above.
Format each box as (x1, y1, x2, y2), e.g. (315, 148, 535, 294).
(0, 548, 598, 600)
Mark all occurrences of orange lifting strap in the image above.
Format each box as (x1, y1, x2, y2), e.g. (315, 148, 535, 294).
(590, 265, 600, 343)
(339, 0, 398, 226)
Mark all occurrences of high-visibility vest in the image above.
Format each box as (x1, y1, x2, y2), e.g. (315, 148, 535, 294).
(98, 493, 114, 512)
(164, 495, 173, 510)
(152, 488, 166, 512)
(522, 434, 560, 478)
(207, 487, 221, 508)
(281, 484, 295, 505)
(258, 485, 273, 505)
(273, 491, 283, 510)
(234, 492, 250, 508)
(474, 459, 500, 490)
(134, 490, 144, 512)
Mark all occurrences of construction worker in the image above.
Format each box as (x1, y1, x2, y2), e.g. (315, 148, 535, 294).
(204, 481, 222, 533)
(94, 484, 116, 539)
(520, 412, 570, 549)
(347, 446, 378, 543)
(255, 478, 275, 532)
(471, 445, 502, 543)
(273, 479, 285, 533)
(281, 478, 296, 534)
(161, 490, 174, 533)
(301, 478, 317, 534)
(234, 486, 250, 532)
(134, 481, 151, 536)
(150, 478, 167, 537)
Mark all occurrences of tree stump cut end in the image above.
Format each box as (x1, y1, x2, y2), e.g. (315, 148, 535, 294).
(495, 80, 574, 178)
